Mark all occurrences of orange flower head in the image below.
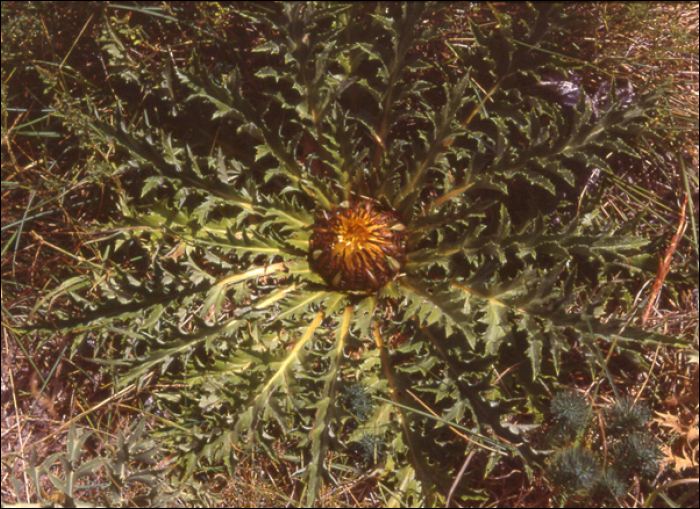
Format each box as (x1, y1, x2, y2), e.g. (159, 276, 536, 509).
(310, 200, 406, 292)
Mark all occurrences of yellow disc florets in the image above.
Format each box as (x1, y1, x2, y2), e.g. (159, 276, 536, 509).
(310, 200, 406, 292)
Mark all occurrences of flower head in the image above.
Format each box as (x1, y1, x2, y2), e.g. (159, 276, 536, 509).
(310, 200, 406, 292)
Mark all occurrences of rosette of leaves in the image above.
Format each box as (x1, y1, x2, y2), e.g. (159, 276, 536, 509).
(31, 2, 686, 505)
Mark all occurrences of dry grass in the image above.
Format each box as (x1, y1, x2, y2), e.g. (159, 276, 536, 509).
(1, 2, 697, 507)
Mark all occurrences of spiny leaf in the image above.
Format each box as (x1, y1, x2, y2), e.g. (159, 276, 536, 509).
(400, 278, 476, 348)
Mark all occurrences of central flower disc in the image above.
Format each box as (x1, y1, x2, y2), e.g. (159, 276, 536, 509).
(310, 200, 406, 292)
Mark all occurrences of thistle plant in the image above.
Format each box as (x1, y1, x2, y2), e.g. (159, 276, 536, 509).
(29, 2, 686, 505)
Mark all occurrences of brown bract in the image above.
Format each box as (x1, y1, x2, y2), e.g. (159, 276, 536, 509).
(310, 200, 406, 292)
